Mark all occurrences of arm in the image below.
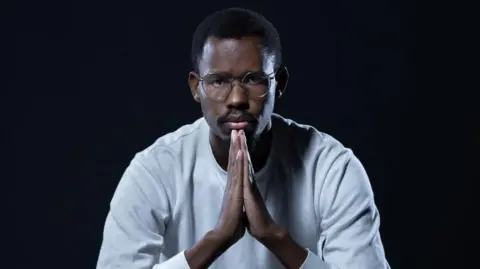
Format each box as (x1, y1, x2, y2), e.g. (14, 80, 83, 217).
(95, 153, 229, 269)
(184, 230, 232, 269)
(95, 154, 188, 269)
(261, 151, 390, 269)
(303, 151, 390, 269)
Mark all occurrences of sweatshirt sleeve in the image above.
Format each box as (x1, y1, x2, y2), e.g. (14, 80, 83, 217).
(96, 153, 191, 269)
(301, 151, 390, 269)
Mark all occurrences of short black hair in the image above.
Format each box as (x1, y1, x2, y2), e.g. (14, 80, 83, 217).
(191, 8, 282, 73)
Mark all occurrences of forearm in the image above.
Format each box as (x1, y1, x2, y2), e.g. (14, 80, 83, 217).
(261, 225, 308, 269)
(184, 230, 231, 269)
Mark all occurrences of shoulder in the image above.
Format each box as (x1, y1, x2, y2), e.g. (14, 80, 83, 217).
(124, 118, 206, 188)
(273, 114, 368, 192)
(272, 113, 353, 170)
(110, 118, 207, 210)
(143, 117, 205, 154)
(272, 115, 374, 218)
(136, 117, 205, 162)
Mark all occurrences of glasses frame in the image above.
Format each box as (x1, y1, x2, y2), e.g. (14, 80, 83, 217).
(198, 70, 277, 101)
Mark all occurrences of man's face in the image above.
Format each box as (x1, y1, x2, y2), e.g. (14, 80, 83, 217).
(190, 36, 277, 142)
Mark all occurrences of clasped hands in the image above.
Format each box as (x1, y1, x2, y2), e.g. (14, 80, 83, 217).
(186, 130, 307, 269)
(215, 129, 280, 246)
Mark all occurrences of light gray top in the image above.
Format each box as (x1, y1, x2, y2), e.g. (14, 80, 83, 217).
(96, 114, 390, 269)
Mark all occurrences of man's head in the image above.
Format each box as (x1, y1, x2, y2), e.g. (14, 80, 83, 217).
(188, 8, 289, 143)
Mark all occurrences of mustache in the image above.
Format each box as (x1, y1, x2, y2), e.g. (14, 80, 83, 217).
(218, 112, 257, 123)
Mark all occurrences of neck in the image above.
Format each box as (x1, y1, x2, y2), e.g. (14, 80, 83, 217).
(210, 125, 273, 173)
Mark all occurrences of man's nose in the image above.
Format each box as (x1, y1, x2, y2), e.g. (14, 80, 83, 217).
(226, 81, 249, 109)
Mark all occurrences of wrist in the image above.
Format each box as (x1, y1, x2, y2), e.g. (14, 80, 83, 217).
(260, 224, 289, 248)
(185, 230, 231, 269)
(260, 225, 308, 269)
(208, 229, 235, 249)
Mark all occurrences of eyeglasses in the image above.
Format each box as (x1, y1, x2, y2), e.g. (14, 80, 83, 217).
(198, 70, 276, 101)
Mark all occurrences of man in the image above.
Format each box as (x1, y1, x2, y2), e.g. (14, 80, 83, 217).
(96, 7, 390, 269)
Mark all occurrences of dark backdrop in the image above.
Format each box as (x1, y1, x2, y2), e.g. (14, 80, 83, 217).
(5, 0, 474, 269)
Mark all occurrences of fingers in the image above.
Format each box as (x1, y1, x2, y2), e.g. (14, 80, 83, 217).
(234, 132, 243, 188)
(232, 142, 244, 207)
(239, 132, 254, 182)
(238, 130, 245, 151)
(242, 138, 250, 190)
(229, 130, 248, 203)
(227, 130, 238, 171)
(235, 132, 254, 201)
(236, 131, 250, 185)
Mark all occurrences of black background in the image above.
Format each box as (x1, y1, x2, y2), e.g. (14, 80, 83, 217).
(5, 0, 475, 268)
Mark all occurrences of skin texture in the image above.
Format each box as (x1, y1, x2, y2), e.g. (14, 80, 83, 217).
(188, 36, 288, 171)
(186, 36, 307, 269)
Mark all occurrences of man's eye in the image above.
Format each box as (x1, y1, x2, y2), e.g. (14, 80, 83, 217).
(245, 74, 265, 84)
(212, 79, 226, 86)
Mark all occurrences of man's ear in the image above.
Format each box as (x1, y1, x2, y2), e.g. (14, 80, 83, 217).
(188, 72, 201, 103)
(275, 66, 289, 98)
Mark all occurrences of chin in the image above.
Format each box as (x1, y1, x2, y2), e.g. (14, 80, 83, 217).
(213, 126, 232, 141)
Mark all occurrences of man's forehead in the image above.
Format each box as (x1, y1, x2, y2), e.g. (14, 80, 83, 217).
(199, 37, 275, 75)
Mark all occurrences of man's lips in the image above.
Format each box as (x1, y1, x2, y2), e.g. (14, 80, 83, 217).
(224, 121, 250, 129)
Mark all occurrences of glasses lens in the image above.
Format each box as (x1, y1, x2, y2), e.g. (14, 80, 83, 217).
(242, 72, 269, 97)
(202, 74, 230, 100)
